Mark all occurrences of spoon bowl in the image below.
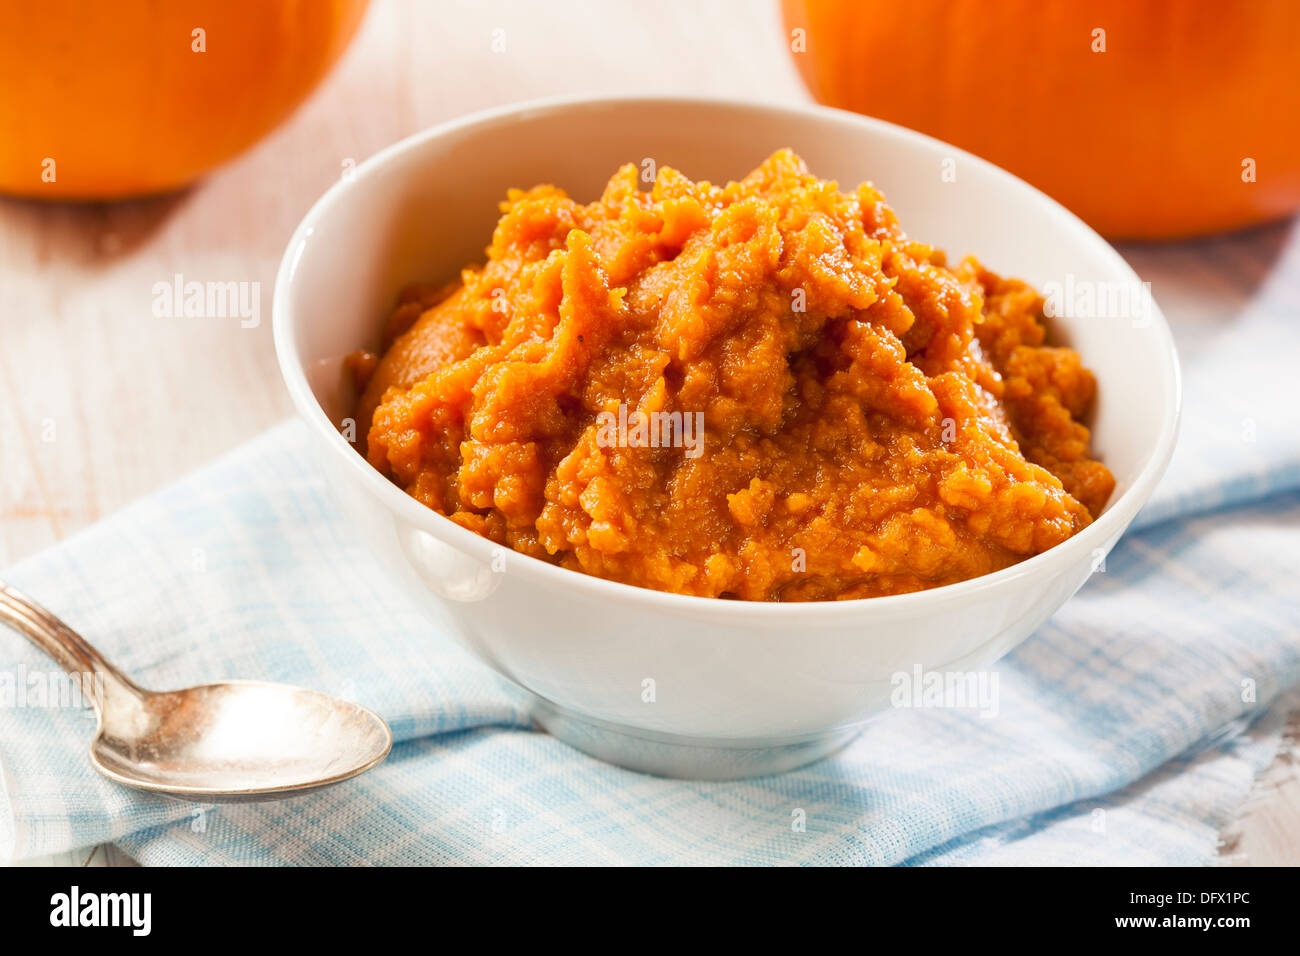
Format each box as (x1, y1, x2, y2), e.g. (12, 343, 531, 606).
(90, 681, 393, 802)
(1, 582, 393, 801)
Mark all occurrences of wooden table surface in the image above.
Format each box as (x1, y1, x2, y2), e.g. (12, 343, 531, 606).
(2, 0, 1296, 867)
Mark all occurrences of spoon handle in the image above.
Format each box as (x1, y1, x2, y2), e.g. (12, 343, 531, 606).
(0, 580, 143, 709)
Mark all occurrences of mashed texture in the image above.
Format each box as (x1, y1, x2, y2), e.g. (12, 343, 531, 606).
(357, 151, 1114, 601)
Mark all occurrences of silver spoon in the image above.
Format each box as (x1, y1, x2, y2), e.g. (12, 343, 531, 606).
(0, 580, 392, 802)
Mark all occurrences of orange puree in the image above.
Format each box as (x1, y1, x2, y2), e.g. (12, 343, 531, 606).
(356, 151, 1114, 601)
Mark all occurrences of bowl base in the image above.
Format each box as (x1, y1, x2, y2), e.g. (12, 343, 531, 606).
(528, 697, 862, 780)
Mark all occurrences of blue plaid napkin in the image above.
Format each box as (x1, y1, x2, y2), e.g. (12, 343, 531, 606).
(3, 234, 1299, 865)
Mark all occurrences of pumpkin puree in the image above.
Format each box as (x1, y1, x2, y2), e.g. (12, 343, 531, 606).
(356, 151, 1114, 601)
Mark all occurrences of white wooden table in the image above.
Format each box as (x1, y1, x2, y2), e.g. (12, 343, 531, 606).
(1, 0, 1295, 867)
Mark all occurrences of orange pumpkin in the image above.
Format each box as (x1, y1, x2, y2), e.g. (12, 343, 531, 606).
(782, 0, 1300, 239)
(0, 0, 368, 200)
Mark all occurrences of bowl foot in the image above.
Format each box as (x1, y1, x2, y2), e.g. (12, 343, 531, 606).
(528, 697, 861, 780)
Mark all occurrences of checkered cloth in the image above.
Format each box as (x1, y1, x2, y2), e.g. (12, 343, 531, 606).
(3, 240, 1298, 864)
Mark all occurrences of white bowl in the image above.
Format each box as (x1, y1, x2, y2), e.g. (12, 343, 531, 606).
(274, 95, 1180, 779)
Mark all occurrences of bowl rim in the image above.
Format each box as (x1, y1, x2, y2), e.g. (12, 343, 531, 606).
(273, 92, 1182, 623)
